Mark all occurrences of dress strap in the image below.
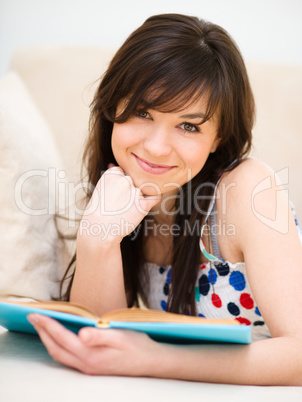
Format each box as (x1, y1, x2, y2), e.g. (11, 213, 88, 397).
(199, 174, 223, 262)
(290, 201, 302, 243)
(209, 208, 223, 260)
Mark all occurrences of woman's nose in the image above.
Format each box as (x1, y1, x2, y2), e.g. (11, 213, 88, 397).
(142, 126, 172, 157)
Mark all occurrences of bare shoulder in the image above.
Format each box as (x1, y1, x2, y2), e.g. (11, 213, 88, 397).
(216, 157, 280, 217)
(216, 156, 300, 250)
(218, 157, 275, 192)
(211, 159, 262, 258)
(214, 157, 295, 260)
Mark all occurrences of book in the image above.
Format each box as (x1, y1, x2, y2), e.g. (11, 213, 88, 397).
(0, 299, 251, 344)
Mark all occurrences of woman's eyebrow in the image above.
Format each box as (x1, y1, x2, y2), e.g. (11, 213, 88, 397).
(179, 113, 205, 119)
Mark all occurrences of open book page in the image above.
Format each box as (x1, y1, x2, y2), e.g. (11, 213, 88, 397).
(0, 299, 99, 320)
(0, 300, 239, 326)
(99, 308, 239, 325)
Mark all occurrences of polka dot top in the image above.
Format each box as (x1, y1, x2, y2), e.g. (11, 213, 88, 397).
(142, 260, 270, 342)
(141, 189, 302, 343)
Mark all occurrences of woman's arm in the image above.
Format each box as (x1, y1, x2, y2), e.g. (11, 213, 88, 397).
(70, 166, 160, 315)
(70, 241, 127, 316)
(216, 158, 302, 341)
(154, 335, 302, 385)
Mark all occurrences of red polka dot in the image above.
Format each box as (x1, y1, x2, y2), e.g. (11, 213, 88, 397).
(200, 263, 207, 270)
(211, 293, 222, 308)
(240, 293, 254, 310)
(235, 317, 251, 325)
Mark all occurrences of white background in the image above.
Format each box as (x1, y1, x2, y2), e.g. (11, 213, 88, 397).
(1, 0, 302, 77)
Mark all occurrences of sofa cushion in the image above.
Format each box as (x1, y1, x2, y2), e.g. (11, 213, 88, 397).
(0, 71, 68, 300)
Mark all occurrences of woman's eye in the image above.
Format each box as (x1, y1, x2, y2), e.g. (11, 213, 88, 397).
(136, 111, 150, 119)
(180, 123, 199, 133)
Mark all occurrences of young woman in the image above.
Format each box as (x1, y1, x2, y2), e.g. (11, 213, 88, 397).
(28, 14, 302, 385)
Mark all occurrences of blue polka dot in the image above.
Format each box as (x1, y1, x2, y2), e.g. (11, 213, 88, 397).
(227, 302, 240, 316)
(198, 313, 206, 318)
(208, 268, 217, 285)
(255, 306, 262, 316)
(166, 268, 172, 284)
(199, 274, 210, 296)
(161, 300, 167, 311)
(159, 265, 166, 274)
(229, 271, 246, 291)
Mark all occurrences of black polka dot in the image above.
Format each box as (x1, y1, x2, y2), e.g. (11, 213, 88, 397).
(253, 321, 265, 326)
(199, 274, 210, 296)
(163, 282, 169, 296)
(159, 265, 166, 274)
(214, 262, 230, 276)
(227, 302, 240, 316)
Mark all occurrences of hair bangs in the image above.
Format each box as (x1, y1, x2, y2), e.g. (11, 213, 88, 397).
(115, 64, 221, 125)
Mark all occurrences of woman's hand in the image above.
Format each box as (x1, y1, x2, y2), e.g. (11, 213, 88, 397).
(79, 165, 161, 247)
(28, 314, 161, 376)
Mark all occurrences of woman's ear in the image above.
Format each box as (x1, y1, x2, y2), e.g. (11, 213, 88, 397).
(210, 137, 221, 153)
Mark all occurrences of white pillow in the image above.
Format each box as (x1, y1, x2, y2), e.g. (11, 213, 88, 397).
(0, 71, 68, 300)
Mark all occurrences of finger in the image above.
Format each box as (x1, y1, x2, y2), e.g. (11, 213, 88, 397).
(106, 165, 133, 181)
(28, 314, 84, 354)
(106, 166, 125, 175)
(28, 315, 84, 369)
(105, 169, 135, 189)
(139, 194, 162, 212)
(79, 327, 123, 347)
(35, 323, 84, 369)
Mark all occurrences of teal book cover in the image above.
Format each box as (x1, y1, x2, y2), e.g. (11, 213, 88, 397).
(0, 301, 251, 344)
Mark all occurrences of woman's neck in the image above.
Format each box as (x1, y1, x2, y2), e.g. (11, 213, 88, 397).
(149, 188, 178, 226)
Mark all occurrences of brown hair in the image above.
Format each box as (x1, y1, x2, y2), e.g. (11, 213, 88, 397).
(62, 14, 255, 314)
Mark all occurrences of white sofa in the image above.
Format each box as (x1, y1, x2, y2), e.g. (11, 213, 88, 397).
(0, 46, 302, 399)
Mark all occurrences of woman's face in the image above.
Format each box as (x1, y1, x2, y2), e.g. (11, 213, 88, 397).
(111, 96, 220, 197)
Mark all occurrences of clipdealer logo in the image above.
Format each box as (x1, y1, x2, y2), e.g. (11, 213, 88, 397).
(251, 167, 289, 234)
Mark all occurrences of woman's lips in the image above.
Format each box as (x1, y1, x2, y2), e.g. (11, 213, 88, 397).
(132, 153, 175, 175)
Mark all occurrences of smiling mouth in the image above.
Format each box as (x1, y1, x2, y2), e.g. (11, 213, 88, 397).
(132, 153, 175, 174)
